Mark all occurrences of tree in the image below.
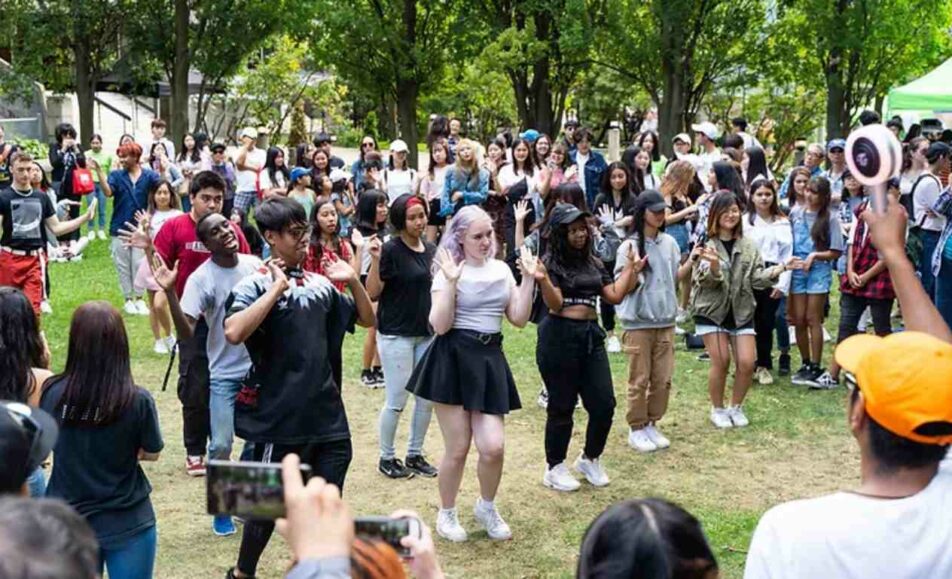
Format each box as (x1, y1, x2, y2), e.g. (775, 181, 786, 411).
(309, 0, 456, 167)
(776, 0, 952, 139)
(599, 0, 765, 156)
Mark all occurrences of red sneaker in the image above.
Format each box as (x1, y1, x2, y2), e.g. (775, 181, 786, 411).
(186, 455, 206, 477)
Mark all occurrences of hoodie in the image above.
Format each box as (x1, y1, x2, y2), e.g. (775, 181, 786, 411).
(614, 232, 681, 330)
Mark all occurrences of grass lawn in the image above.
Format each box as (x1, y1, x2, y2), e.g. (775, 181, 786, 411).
(42, 228, 856, 579)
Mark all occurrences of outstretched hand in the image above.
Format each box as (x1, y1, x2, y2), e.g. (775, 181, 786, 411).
(267, 258, 290, 290)
(150, 253, 178, 292)
(434, 248, 463, 282)
(118, 220, 151, 250)
(517, 244, 545, 280)
(324, 258, 357, 283)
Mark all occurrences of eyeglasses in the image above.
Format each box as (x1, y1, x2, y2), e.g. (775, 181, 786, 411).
(286, 225, 312, 239)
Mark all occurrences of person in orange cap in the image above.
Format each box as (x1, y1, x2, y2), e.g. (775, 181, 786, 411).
(744, 195, 952, 579)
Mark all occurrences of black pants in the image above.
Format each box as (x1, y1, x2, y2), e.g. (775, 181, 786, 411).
(753, 287, 782, 369)
(222, 196, 235, 221)
(537, 316, 616, 467)
(599, 260, 617, 332)
(236, 438, 353, 576)
(58, 191, 82, 243)
(177, 319, 210, 456)
(836, 293, 893, 344)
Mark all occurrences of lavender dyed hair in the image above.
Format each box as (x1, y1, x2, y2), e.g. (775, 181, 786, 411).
(435, 205, 496, 271)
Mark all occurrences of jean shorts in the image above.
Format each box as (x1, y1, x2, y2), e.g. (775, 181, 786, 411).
(694, 324, 756, 337)
(790, 262, 832, 295)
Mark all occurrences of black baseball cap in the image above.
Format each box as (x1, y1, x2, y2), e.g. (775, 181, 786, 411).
(314, 132, 332, 145)
(635, 190, 667, 213)
(549, 203, 590, 226)
(0, 401, 58, 494)
(210, 143, 226, 153)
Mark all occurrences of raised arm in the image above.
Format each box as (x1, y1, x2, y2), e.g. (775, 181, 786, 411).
(364, 236, 385, 301)
(428, 249, 461, 335)
(508, 248, 539, 327)
(224, 262, 289, 345)
(151, 254, 198, 340)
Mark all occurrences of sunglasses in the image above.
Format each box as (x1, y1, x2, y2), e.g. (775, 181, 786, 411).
(361, 142, 375, 148)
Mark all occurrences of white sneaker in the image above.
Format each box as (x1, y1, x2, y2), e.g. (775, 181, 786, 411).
(543, 462, 580, 492)
(710, 407, 733, 429)
(97, 230, 107, 241)
(153, 339, 169, 355)
(574, 453, 610, 487)
(755, 367, 774, 385)
(165, 335, 177, 350)
(606, 336, 621, 354)
(123, 300, 138, 315)
(40, 300, 53, 315)
(727, 405, 750, 427)
(822, 326, 832, 343)
(537, 386, 549, 409)
(473, 499, 511, 540)
(134, 300, 149, 315)
(676, 308, 689, 324)
(627, 428, 658, 453)
(87, 230, 96, 241)
(436, 508, 468, 542)
(674, 325, 686, 335)
(644, 424, 670, 449)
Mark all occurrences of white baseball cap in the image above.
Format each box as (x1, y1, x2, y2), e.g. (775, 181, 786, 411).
(389, 139, 409, 153)
(690, 122, 719, 141)
(672, 132, 692, 145)
(239, 127, 258, 140)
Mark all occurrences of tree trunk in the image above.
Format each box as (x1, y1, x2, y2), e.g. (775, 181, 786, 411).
(396, 79, 419, 169)
(74, 46, 96, 146)
(170, 0, 190, 145)
(825, 60, 847, 139)
(656, 4, 686, 158)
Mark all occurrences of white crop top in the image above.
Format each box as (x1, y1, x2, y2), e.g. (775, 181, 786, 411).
(432, 259, 515, 333)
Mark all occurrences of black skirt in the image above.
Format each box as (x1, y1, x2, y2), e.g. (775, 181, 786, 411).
(407, 329, 522, 414)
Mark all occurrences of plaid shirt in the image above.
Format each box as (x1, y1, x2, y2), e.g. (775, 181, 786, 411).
(840, 201, 894, 300)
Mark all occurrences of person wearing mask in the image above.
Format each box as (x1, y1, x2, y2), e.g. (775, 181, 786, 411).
(234, 128, 266, 219)
(84, 134, 112, 241)
(0, 153, 97, 316)
(912, 142, 950, 300)
(366, 194, 439, 480)
(691, 122, 721, 192)
(570, 128, 608, 210)
(40, 302, 164, 579)
(533, 203, 639, 491)
(222, 197, 374, 579)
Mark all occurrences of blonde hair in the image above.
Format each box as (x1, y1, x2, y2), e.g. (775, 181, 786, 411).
(661, 160, 695, 201)
(452, 138, 481, 190)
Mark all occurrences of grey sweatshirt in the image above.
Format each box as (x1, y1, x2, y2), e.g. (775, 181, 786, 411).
(614, 233, 681, 330)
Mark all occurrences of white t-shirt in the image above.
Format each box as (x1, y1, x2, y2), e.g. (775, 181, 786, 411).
(744, 460, 952, 579)
(384, 168, 417, 204)
(180, 254, 263, 381)
(575, 152, 590, 196)
(150, 209, 184, 240)
(236, 148, 266, 193)
(258, 169, 288, 192)
(912, 173, 946, 232)
(698, 148, 721, 192)
(432, 259, 515, 333)
(743, 213, 792, 294)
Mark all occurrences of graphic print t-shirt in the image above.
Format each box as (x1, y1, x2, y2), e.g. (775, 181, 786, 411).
(226, 268, 357, 444)
(0, 187, 55, 250)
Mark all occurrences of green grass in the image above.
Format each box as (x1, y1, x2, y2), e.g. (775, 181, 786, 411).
(43, 227, 856, 578)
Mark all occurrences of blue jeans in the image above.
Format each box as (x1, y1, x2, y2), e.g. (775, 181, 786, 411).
(27, 467, 46, 497)
(99, 525, 157, 579)
(377, 334, 434, 460)
(209, 377, 242, 460)
(936, 257, 952, 331)
(86, 184, 107, 229)
(775, 296, 790, 352)
(918, 229, 941, 302)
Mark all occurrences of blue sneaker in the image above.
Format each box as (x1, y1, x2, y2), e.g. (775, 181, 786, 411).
(213, 514, 237, 537)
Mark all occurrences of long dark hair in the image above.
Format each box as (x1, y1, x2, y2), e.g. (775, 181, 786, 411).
(51, 302, 136, 426)
(577, 498, 718, 579)
(557, 183, 589, 212)
(265, 147, 290, 187)
(309, 198, 342, 253)
(620, 147, 648, 195)
(636, 131, 662, 162)
(706, 191, 743, 240)
(545, 212, 596, 274)
(744, 146, 770, 191)
(746, 178, 781, 226)
(511, 137, 535, 177)
(630, 204, 655, 273)
(0, 288, 46, 403)
(806, 175, 832, 251)
(601, 161, 634, 202)
(31, 161, 52, 192)
(178, 133, 201, 164)
(355, 189, 388, 234)
(712, 161, 746, 206)
(147, 179, 182, 213)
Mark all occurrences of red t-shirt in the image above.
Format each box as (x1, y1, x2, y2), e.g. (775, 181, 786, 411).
(154, 213, 251, 297)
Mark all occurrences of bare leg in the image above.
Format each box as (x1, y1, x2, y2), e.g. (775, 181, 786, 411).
(146, 290, 161, 340)
(702, 333, 731, 408)
(153, 289, 172, 338)
(471, 411, 506, 502)
(362, 303, 378, 370)
(807, 294, 828, 364)
(433, 403, 472, 509)
(788, 293, 810, 362)
(729, 335, 756, 406)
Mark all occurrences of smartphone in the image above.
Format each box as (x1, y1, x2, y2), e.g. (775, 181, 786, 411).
(206, 460, 311, 519)
(355, 516, 422, 558)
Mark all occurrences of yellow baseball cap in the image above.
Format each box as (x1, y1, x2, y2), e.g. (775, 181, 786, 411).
(835, 332, 952, 445)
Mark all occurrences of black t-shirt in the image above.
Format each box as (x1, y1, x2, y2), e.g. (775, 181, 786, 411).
(0, 187, 55, 250)
(40, 381, 163, 546)
(545, 257, 612, 309)
(226, 268, 356, 444)
(593, 192, 637, 222)
(378, 237, 436, 336)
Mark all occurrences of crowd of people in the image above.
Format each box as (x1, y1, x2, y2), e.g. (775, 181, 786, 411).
(1, 110, 952, 579)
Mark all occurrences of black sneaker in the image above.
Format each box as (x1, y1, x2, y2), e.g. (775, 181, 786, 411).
(361, 369, 378, 388)
(372, 367, 385, 386)
(791, 364, 814, 385)
(778, 353, 791, 376)
(697, 352, 710, 362)
(378, 458, 414, 479)
(808, 369, 839, 390)
(226, 568, 255, 579)
(405, 454, 438, 477)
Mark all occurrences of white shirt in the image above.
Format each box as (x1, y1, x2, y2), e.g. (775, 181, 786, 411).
(912, 172, 946, 232)
(384, 168, 417, 204)
(745, 460, 952, 579)
(743, 213, 792, 294)
(258, 169, 288, 192)
(236, 148, 266, 193)
(698, 148, 721, 192)
(433, 259, 515, 333)
(575, 152, 590, 196)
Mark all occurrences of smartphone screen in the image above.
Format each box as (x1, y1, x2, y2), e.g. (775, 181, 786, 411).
(355, 516, 420, 557)
(206, 460, 311, 519)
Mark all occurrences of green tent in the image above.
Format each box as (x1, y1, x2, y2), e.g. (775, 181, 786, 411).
(888, 57, 952, 112)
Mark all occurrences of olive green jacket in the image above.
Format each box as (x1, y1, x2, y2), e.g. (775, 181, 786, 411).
(691, 237, 780, 327)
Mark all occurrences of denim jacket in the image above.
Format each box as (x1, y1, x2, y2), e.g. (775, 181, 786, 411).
(932, 185, 952, 276)
(570, 150, 607, 209)
(440, 166, 489, 217)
